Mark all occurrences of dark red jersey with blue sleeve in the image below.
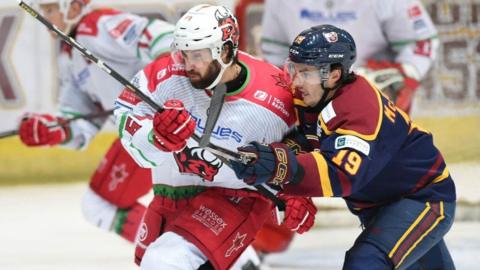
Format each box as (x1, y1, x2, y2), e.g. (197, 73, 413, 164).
(284, 76, 456, 213)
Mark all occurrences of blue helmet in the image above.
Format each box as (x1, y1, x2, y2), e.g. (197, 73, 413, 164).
(289, 24, 356, 78)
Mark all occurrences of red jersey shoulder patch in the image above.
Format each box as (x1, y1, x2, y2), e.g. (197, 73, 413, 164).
(231, 52, 295, 126)
(76, 9, 122, 37)
(320, 76, 383, 141)
(142, 55, 187, 93)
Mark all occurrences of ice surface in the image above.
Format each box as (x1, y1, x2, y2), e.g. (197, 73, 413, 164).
(0, 183, 478, 270)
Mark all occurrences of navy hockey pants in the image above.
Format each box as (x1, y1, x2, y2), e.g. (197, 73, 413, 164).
(343, 199, 455, 270)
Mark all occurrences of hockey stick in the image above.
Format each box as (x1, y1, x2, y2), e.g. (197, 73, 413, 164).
(199, 84, 226, 148)
(0, 109, 114, 139)
(15, 0, 245, 163)
(16, 0, 285, 210)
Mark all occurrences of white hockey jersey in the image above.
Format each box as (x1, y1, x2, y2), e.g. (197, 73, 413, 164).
(261, 0, 438, 78)
(56, 9, 174, 149)
(114, 52, 295, 189)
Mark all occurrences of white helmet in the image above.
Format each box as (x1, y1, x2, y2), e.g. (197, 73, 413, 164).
(29, 0, 91, 32)
(172, 4, 240, 89)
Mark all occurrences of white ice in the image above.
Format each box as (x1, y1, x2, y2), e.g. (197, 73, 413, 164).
(0, 183, 478, 270)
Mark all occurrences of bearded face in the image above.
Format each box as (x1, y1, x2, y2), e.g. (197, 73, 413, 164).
(187, 60, 222, 89)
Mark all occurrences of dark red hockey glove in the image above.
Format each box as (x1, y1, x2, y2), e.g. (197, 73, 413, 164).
(152, 99, 195, 152)
(357, 60, 420, 114)
(114, 202, 146, 243)
(18, 113, 70, 146)
(231, 142, 304, 186)
(279, 194, 317, 234)
(282, 128, 313, 154)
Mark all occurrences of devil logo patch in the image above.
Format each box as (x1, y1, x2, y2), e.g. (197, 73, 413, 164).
(174, 146, 223, 181)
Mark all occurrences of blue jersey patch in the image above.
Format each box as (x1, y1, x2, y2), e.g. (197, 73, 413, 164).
(192, 114, 243, 143)
(300, 9, 356, 23)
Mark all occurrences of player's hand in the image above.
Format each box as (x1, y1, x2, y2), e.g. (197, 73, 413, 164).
(356, 60, 420, 113)
(152, 99, 195, 152)
(231, 142, 303, 186)
(18, 113, 70, 146)
(280, 194, 317, 234)
(282, 128, 312, 154)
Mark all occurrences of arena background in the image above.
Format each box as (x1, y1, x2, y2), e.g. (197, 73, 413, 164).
(0, 0, 478, 184)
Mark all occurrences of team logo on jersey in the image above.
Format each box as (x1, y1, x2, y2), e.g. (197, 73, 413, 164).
(300, 9, 356, 23)
(123, 24, 139, 45)
(174, 146, 223, 181)
(138, 222, 148, 242)
(413, 19, 427, 30)
(323, 31, 338, 43)
(77, 22, 94, 35)
(321, 102, 336, 123)
(108, 163, 129, 191)
(254, 90, 268, 101)
(271, 97, 290, 118)
(408, 5, 423, 18)
(225, 232, 247, 257)
(414, 40, 433, 57)
(272, 73, 290, 89)
(192, 114, 243, 143)
(192, 204, 228, 236)
(335, 135, 370, 156)
(156, 68, 167, 80)
(110, 18, 133, 39)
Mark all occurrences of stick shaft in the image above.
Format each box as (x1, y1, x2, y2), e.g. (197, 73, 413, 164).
(16, 1, 284, 209)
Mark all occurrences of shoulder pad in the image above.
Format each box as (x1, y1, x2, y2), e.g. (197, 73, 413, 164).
(142, 55, 186, 93)
(76, 9, 122, 36)
(319, 76, 383, 141)
(231, 52, 295, 126)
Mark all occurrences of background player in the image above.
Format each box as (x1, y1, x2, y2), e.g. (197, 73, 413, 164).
(261, 0, 439, 113)
(18, 0, 174, 242)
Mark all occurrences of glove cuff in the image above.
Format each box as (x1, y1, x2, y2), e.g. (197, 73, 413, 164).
(291, 164, 304, 185)
(152, 131, 186, 152)
(269, 143, 301, 185)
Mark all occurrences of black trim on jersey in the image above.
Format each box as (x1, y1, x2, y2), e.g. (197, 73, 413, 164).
(225, 62, 247, 94)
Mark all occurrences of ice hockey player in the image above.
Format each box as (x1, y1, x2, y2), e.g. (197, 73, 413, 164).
(18, 0, 174, 243)
(233, 25, 456, 269)
(261, 0, 439, 113)
(114, 4, 316, 269)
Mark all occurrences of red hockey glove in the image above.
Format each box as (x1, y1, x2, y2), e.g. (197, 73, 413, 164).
(231, 142, 304, 186)
(152, 99, 195, 152)
(357, 60, 420, 113)
(18, 113, 70, 146)
(279, 194, 317, 234)
(113, 203, 146, 243)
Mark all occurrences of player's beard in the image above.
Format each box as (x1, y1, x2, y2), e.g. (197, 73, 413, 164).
(187, 60, 221, 89)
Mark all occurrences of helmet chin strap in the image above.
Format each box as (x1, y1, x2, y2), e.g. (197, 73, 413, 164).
(312, 79, 341, 112)
(64, 20, 77, 34)
(206, 56, 233, 90)
(63, 4, 90, 34)
(311, 65, 334, 111)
